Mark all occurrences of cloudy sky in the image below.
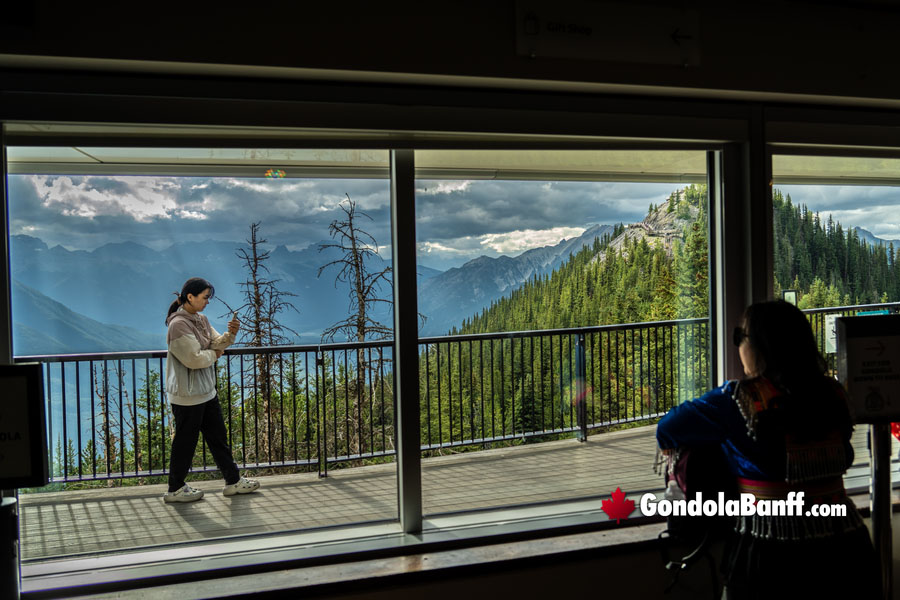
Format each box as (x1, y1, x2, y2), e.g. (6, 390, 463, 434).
(778, 184, 900, 242)
(8, 175, 900, 272)
(8, 175, 682, 271)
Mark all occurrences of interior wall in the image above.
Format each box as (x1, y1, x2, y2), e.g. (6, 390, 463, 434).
(2, 1, 900, 104)
(0, 2, 896, 598)
(291, 515, 896, 600)
(300, 543, 712, 600)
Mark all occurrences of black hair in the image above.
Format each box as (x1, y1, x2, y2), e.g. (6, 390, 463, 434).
(741, 301, 852, 438)
(166, 277, 215, 322)
(742, 300, 826, 390)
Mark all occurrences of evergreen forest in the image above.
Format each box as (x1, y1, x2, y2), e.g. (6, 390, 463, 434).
(773, 189, 900, 308)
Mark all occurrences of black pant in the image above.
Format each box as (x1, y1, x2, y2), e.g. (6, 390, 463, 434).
(168, 395, 240, 492)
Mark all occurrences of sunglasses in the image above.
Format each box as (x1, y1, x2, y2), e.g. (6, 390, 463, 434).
(732, 327, 748, 347)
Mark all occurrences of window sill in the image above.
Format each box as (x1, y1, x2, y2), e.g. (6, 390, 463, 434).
(22, 495, 665, 598)
(26, 475, 900, 599)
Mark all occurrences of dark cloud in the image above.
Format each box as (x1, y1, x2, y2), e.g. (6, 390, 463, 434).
(78, 177, 137, 195)
(778, 185, 900, 213)
(9, 175, 685, 269)
(8, 175, 393, 252)
(414, 180, 676, 242)
(12, 173, 900, 274)
(777, 185, 900, 239)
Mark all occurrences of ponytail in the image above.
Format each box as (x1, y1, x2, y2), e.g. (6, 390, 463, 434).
(166, 294, 183, 322)
(166, 277, 215, 323)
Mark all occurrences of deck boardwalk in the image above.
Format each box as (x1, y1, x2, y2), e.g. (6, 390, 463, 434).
(18, 423, 878, 563)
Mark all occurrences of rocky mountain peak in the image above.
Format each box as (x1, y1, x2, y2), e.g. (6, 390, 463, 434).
(599, 196, 700, 262)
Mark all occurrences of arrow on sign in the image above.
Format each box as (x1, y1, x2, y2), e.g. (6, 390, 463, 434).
(866, 340, 886, 356)
(670, 28, 693, 46)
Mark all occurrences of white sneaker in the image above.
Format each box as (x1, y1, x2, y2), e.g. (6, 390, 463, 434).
(223, 476, 260, 496)
(164, 484, 204, 503)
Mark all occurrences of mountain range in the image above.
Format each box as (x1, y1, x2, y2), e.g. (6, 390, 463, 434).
(12, 280, 166, 356)
(853, 227, 900, 249)
(10, 224, 615, 354)
(417, 224, 614, 335)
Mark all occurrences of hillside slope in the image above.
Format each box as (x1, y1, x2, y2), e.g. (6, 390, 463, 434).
(417, 224, 615, 335)
(12, 281, 165, 355)
(460, 185, 709, 333)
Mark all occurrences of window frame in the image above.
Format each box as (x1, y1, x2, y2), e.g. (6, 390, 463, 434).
(1, 87, 747, 595)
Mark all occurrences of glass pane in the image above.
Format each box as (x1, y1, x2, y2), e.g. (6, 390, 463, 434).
(414, 149, 711, 519)
(772, 154, 900, 369)
(8, 148, 399, 560)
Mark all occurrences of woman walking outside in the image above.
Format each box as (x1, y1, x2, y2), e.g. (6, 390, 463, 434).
(164, 277, 260, 503)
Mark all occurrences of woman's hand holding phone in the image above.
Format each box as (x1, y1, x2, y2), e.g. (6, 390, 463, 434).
(228, 312, 240, 335)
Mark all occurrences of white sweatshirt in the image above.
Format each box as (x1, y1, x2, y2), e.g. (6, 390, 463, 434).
(165, 307, 235, 406)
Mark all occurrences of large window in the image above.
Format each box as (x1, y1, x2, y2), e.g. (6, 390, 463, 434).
(771, 153, 900, 367)
(4, 133, 723, 590)
(413, 150, 714, 518)
(7, 145, 399, 559)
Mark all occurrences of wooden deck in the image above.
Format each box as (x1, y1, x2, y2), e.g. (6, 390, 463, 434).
(18, 423, 879, 563)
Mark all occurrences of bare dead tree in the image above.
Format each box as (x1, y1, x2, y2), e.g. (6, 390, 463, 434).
(94, 363, 134, 486)
(233, 222, 299, 464)
(318, 194, 392, 343)
(318, 195, 394, 458)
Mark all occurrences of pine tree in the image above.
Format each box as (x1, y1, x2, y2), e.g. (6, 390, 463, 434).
(318, 194, 393, 343)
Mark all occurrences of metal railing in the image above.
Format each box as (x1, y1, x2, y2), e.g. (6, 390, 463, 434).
(18, 317, 712, 484)
(803, 302, 900, 373)
(418, 318, 710, 450)
(17, 302, 900, 486)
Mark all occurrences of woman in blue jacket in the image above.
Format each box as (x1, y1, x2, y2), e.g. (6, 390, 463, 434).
(164, 277, 259, 503)
(657, 300, 877, 598)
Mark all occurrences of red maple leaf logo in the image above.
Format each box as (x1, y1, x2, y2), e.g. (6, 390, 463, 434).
(601, 487, 636, 523)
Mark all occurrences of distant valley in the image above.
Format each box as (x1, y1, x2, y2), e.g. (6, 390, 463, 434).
(11, 225, 615, 354)
(14, 191, 898, 356)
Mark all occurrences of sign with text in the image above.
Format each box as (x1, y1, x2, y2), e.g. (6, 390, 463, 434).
(0, 363, 48, 488)
(837, 315, 900, 422)
(825, 313, 838, 354)
(515, 0, 699, 66)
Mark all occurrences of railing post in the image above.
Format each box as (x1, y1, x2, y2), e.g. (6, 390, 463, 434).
(575, 333, 587, 442)
(316, 349, 327, 477)
(872, 422, 894, 600)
